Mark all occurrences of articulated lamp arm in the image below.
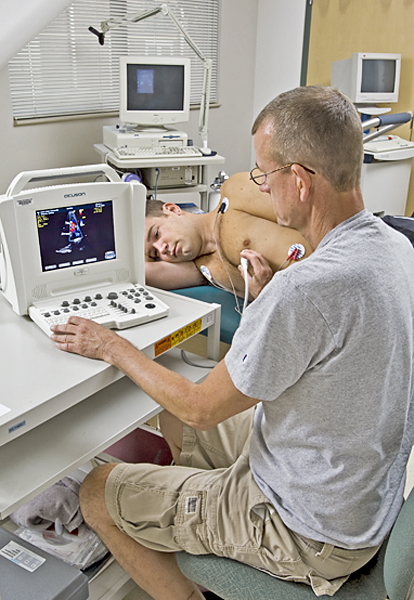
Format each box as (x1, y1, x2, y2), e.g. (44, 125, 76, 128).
(89, 3, 212, 151)
(89, 7, 164, 44)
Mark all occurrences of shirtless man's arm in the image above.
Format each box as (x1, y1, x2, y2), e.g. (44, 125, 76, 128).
(220, 171, 278, 222)
(145, 258, 205, 289)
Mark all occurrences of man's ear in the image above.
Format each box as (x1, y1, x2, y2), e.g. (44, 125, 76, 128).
(162, 203, 182, 216)
(290, 164, 313, 203)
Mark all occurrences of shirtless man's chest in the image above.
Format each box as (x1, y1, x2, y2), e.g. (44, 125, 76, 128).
(194, 208, 311, 296)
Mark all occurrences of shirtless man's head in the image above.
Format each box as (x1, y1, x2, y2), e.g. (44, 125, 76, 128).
(145, 200, 215, 263)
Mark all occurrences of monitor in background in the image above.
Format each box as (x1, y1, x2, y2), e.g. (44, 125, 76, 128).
(119, 56, 191, 130)
(331, 52, 401, 105)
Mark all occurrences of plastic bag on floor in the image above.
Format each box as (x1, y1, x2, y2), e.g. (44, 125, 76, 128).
(14, 522, 108, 570)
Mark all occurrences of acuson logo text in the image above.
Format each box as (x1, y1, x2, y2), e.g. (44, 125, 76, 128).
(64, 192, 86, 198)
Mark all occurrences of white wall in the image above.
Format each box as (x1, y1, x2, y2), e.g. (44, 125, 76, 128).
(251, 0, 307, 163)
(1, 0, 73, 70)
(0, 0, 259, 194)
(0, 0, 306, 195)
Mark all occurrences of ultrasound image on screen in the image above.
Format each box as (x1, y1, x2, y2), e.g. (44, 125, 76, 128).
(137, 68, 155, 94)
(127, 64, 185, 111)
(36, 201, 116, 272)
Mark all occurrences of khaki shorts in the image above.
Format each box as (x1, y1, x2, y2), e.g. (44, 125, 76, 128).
(105, 408, 381, 597)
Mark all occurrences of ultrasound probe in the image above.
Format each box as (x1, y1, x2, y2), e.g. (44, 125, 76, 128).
(240, 256, 250, 315)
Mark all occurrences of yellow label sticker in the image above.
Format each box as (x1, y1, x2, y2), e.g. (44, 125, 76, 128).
(154, 318, 202, 357)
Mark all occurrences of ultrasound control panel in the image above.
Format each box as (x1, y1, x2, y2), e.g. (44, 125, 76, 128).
(28, 282, 169, 337)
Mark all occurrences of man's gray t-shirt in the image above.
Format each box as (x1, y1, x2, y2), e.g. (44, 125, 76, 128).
(225, 210, 414, 549)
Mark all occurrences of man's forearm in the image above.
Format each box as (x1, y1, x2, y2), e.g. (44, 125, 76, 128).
(103, 334, 212, 429)
(51, 317, 257, 431)
(145, 260, 205, 289)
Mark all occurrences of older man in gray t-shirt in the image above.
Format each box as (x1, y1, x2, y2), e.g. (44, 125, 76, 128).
(226, 209, 414, 550)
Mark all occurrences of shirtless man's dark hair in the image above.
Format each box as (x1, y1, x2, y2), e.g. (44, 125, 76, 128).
(145, 199, 165, 218)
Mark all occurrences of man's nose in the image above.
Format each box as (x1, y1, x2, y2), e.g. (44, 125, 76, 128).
(154, 239, 168, 256)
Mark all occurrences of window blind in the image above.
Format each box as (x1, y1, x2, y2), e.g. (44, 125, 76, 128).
(8, 0, 219, 124)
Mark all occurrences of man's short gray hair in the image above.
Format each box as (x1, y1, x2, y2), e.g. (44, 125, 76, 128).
(252, 86, 363, 192)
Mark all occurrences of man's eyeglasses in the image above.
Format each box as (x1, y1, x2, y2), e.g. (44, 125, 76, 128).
(249, 163, 316, 186)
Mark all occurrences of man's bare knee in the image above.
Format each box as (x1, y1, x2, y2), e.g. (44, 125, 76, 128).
(80, 463, 117, 528)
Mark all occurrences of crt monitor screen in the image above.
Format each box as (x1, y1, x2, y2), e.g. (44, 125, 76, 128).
(331, 53, 401, 103)
(36, 200, 115, 272)
(119, 56, 190, 126)
(127, 63, 185, 112)
(361, 59, 396, 94)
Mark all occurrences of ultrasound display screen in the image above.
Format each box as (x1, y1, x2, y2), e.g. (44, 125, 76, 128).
(36, 201, 116, 272)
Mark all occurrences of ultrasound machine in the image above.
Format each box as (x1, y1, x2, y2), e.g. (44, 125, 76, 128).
(0, 164, 169, 336)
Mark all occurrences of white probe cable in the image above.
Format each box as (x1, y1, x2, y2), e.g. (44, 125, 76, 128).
(240, 256, 249, 315)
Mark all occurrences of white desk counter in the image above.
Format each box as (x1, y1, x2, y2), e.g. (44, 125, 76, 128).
(0, 288, 220, 519)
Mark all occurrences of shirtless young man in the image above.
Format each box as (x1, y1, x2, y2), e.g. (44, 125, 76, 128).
(145, 171, 313, 298)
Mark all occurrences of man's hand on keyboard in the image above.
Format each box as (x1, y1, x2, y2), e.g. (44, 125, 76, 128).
(51, 316, 125, 362)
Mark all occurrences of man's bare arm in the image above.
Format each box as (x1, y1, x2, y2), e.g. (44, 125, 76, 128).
(239, 249, 274, 298)
(50, 318, 257, 430)
(145, 259, 206, 289)
(220, 171, 278, 222)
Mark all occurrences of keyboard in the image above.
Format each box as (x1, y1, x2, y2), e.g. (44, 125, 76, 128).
(28, 282, 169, 337)
(112, 145, 203, 160)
